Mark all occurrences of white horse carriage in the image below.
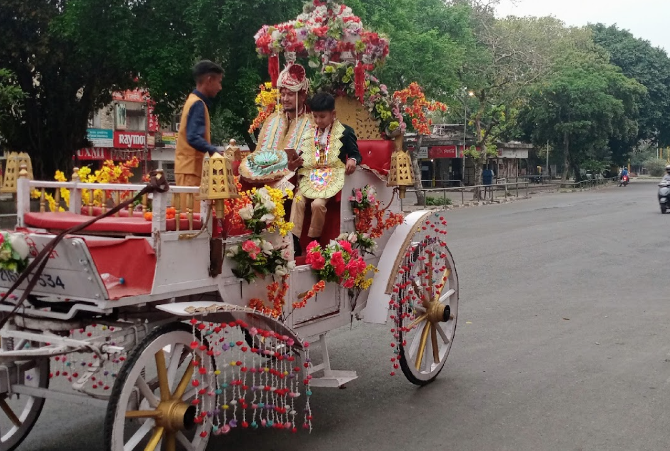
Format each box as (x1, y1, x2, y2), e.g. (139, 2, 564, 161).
(0, 104, 458, 451)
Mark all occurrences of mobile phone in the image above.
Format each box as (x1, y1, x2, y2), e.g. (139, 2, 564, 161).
(284, 147, 299, 161)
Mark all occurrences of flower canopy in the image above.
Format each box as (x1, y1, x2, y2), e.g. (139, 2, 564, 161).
(254, 0, 389, 68)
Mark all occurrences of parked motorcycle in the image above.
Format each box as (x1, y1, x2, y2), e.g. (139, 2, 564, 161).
(658, 181, 670, 214)
(619, 175, 629, 187)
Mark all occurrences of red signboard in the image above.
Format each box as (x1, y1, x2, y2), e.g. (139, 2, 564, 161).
(428, 145, 463, 159)
(112, 89, 149, 103)
(114, 131, 150, 149)
(76, 148, 110, 160)
(147, 104, 159, 132)
(76, 148, 150, 161)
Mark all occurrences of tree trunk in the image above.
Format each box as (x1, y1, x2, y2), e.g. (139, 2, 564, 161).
(410, 135, 426, 205)
(561, 131, 570, 183)
(472, 117, 484, 201)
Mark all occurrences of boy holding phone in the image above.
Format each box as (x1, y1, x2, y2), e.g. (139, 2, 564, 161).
(289, 92, 361, 256)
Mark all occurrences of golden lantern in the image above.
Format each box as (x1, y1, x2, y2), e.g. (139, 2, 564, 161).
(387, 149, 414, 199)
(225, 139, 242, 162)
(199, 151, 239, 218)
(2, 152, 33, 193)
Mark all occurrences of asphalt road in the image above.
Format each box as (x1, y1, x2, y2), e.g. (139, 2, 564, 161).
(19, 180, 670, 451)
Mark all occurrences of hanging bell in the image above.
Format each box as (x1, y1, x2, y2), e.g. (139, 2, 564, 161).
(387, 149, 414, 199)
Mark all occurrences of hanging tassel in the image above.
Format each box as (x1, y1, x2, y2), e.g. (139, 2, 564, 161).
(354, 60, 366, 104)
(269, 54, 280, 88)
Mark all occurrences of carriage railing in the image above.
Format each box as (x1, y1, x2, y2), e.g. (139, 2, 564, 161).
(16, 176, 204, 234)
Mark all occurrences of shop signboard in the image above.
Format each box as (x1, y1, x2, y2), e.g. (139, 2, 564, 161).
(428, 145, 463, 159)
(417, 146, 428, 159)
(497, 149, 529, 159)
(162, 132, 177, 148)
(114, 131, 146, 149)
(86, 129, 114, 148)
(76, 148, 110, 160)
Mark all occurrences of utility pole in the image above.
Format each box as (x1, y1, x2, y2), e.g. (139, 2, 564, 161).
(546, 141, 549, 180)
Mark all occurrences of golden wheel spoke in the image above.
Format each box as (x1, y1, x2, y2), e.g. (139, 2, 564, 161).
(414, 322, 431, 371)
(431, 324, 440, 364)
(155, 350, 170, 401)
(0, 397, 21, 427)
(171, 362, 195, 400)
(407, 314, 427, 331)
(144, 425, 164, 451)
(125, 410, 163, 419)
(165, 431, 176, 451)
(434, 269, 451, 301)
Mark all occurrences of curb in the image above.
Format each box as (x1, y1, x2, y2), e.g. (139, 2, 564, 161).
(402, 196, 530, 213)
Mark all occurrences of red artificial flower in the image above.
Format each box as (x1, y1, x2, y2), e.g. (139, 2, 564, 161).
(338, 240, 353, 254)
(331, 251, 346, 276)
(306, 251, 326, 271)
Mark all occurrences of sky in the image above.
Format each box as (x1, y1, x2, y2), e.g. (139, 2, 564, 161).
(495, 0, 670, 52)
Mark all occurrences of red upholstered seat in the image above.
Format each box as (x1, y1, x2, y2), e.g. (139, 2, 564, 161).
(358, 139, 394, 177)
(84, 238, 156, 300)
(24, 212, 202, 234)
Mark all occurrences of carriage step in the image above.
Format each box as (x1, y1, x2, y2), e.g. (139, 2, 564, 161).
(308, 370, 358, 388)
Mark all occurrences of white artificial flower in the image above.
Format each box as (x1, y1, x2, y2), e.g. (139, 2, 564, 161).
(281, 248, 292, 261)
(225, 246, 239, 258)
(337, 233, 348, 241)
(9, 234, 29, 260)
(261, 240, 274, 255)
(262, 200, 276, 212)
(286, 261, 296, 270)
(275, 266, 288, 276)
(239, 205, 254, 220)
(260, 213, 275, 224)
(348, 232, 358, 243)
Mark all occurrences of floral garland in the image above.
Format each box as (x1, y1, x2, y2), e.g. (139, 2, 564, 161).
(30, 158, 141, 212)
(292, 280, 327, 309)
(0, 232, 30, 273)
(393, 82, 448, 135)
(254, 0, 389, 68)
(249, 82, 281, 134)
(350, 185, 404, 240)
(304, 239, 372, 289)
(225, 186, 295, 282)
(248, 275, 290, 318)
(312, 64, 405, 137)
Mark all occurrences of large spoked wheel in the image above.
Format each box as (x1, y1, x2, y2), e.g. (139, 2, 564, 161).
(104, 323, 215, 451)
(397, 242, 459, 386)
(0, 344, 49, 451)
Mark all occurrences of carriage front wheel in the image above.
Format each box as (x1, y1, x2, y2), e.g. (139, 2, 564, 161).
(394, 240, 459, 386)
(104, 323, 215, 451)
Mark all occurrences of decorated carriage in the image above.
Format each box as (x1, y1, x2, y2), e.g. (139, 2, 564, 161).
(0, 2, 458, 450)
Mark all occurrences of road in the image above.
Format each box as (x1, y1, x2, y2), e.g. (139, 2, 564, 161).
(19, 180, 670, 451)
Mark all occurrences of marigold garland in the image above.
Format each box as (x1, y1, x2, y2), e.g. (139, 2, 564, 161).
(248, 275, 290, 318)
(249, 82, 281, 134)
(292, 280, 326, 309)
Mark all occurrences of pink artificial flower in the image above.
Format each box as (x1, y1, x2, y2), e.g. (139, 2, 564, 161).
(342, 277, 355, 289)
(306, 251, 326, 270)
(242, 240, 261, 255)
(355, 190, 363, 203)
(331, 251, 346, 276)
(348, 196, 355, 201)
(338, 240, 353, 254)
(306, 240, 320, 253)
(368, 194, 376, 203)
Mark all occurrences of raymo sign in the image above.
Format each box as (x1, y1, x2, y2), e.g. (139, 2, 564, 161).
(114, 131, 147, 148)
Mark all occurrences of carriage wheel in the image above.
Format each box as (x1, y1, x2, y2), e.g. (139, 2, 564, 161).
(104, 323, 215, 451)
(396, 240, 459, 386)
(0, 342, 49, 451)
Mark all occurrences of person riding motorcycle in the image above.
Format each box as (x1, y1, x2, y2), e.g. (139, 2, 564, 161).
(662, 165, 670, 182)
(620, 167, 629, 180)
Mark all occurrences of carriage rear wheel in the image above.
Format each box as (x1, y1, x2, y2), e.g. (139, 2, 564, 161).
(104, 323, 215, 451)
(0, 340, 49, 451)
(395, 241, 459, 386)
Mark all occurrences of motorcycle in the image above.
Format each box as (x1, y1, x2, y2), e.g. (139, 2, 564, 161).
(619, 175, 629, 187)
(658, 181, 670, 214)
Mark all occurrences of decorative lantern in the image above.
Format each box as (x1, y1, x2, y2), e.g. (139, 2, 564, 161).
(1, 152, 33, 193)
(199, 152, 239, 218)
(387, 149, 414, 199)
(225, 139, 242, 162)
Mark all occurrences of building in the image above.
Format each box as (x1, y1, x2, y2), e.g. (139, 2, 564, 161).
(405, 124, 534, 186)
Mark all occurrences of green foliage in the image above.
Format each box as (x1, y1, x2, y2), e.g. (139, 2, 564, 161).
(643, 158, 667, 177)
(425, 196, 452, 206)
(0, 69, 24, 127)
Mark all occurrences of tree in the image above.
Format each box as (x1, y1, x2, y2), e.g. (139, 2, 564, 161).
(590, 24, 670, 148)
(518, 52, 645, 181)
(0, 0, 137, 177)
(0, 69, 24, 131)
